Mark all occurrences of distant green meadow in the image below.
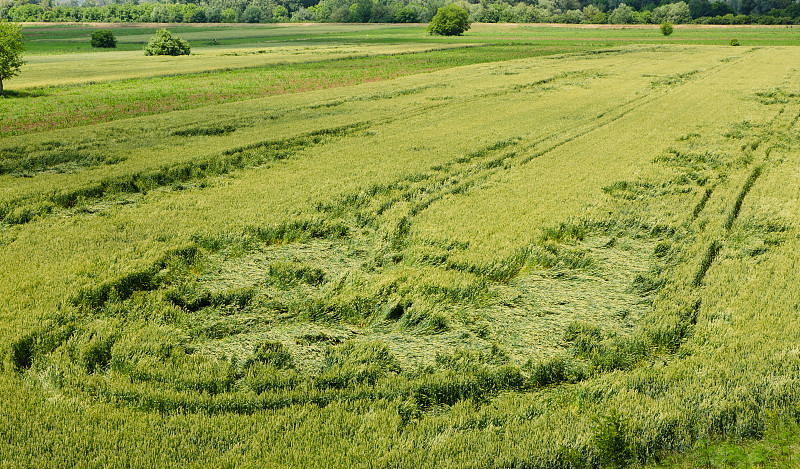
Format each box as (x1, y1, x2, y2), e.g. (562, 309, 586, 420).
(6, 23, 799, 137)
(3, 23, 800, 468)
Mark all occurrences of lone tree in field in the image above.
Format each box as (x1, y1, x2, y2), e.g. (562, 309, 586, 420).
(90, 29, 117, 48)
(660, 21, 674, 36)
(144, 29, 190, 56)
(0, 20, 24, 94)
(427, 4, 470, 36)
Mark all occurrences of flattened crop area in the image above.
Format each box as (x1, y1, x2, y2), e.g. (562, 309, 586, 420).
(2, 44, 800, 467)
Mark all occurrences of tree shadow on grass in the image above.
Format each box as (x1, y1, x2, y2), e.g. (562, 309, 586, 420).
(0, 89, 49, 99)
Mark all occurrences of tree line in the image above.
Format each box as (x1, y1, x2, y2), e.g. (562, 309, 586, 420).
(2, 0, 800, 25)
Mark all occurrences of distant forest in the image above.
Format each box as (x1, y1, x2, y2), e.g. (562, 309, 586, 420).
(2, 0, 800, 26)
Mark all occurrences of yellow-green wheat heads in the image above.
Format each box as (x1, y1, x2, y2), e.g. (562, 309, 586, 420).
(427, 4, 470, 36)
(0, 20, 24, 94)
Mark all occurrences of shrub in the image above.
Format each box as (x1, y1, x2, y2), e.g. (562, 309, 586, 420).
(660, 21, 674, 36)
(144, 29, 190, 56)
(730, 38, 740, 46)
(90, 29, 117, 48)
(427, 4, 470, 36)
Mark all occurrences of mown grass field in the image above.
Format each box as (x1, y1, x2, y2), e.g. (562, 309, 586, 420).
(2, 23, 800, 467)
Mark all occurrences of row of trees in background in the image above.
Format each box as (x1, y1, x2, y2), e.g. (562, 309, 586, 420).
(2, 0, 800, 24)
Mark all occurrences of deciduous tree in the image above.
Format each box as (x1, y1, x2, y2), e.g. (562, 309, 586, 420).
(0, 20, 24, 94)
(144, 29, 190, 56)
(427, 4, 470, 36)
(90, 29, 117, 48)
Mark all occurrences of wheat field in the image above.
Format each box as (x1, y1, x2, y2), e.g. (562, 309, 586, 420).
(2, 24, 800, 467)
